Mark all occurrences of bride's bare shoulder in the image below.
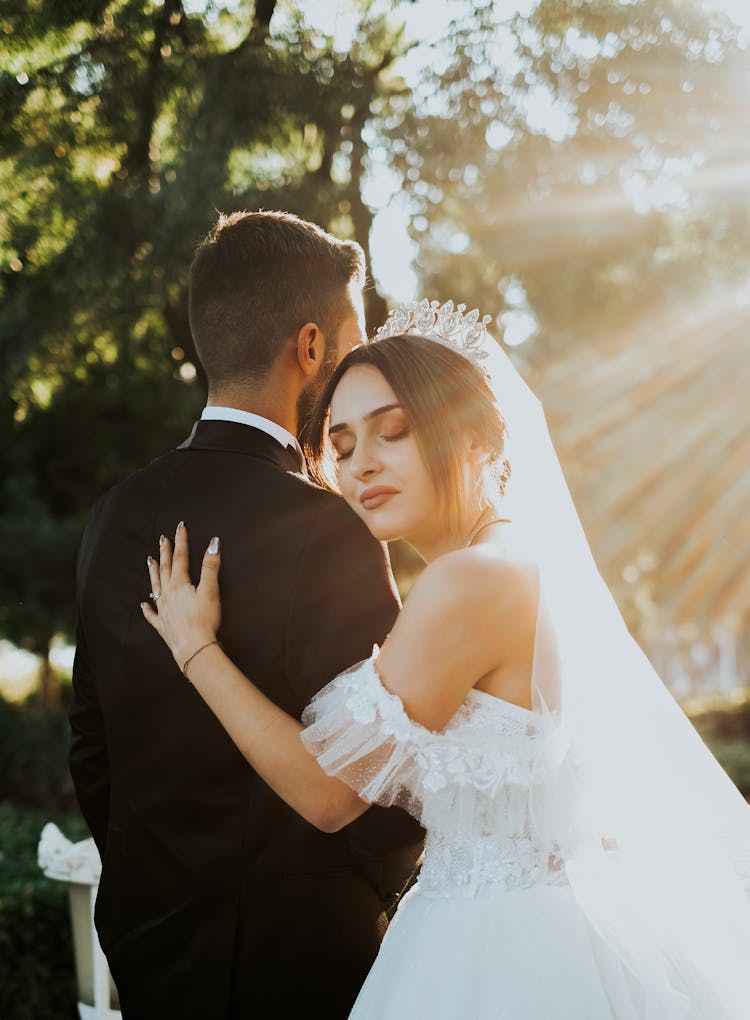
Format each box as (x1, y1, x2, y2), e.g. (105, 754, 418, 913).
(412, 545, 538, 618)
(376, 545, 538, 728)
(422, 542, 538, 595)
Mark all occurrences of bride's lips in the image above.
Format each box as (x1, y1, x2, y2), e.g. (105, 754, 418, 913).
(360, 486, 400, 511)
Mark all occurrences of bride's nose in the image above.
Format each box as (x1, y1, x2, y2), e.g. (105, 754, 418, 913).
(350, 441, 382, 481)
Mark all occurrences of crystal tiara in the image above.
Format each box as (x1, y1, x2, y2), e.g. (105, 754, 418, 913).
(373, 299, 493, 368)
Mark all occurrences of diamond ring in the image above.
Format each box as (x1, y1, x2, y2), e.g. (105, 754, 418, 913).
(149, 591, 161, 601)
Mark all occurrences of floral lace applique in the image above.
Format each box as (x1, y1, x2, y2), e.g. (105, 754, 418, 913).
(419, 831, 567, 897)
(302, 655, 562, 897)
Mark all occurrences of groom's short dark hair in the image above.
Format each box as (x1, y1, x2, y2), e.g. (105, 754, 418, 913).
(189, 210, 365, 387)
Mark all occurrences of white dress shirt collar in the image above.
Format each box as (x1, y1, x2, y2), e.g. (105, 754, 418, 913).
(200, 406, 304, 461)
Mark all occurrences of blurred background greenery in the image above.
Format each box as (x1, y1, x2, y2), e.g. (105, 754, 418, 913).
(1, 0, 749, 1016)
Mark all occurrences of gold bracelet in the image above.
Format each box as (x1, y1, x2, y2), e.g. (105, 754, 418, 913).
(182, 640, 221, 680)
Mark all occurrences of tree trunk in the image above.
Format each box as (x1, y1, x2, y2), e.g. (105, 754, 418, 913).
(349, 106, 389, 331)
(254, 0, 277, 31)
(37, 643, 60, 709)
(125, 0, 181, 178)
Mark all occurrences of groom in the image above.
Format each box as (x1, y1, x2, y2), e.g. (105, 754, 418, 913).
(70, 211, 423, 1019)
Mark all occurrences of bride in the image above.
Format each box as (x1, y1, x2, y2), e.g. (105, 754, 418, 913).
(141, 300, 750, 1018)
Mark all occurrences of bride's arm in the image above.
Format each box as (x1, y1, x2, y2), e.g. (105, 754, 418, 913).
(372, 548, 538, 729)
(140, 524, 368, 833)
(142, 524, 538, 832)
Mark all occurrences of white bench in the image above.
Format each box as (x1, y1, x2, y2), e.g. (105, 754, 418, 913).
(38, 823, 121, 1020)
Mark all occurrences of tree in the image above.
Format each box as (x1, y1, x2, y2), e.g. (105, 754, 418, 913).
(382, 0, 750, 366)
(7, 0, 747, 679)
(0, 0, 416, 696)
(375, 0, 750, 644)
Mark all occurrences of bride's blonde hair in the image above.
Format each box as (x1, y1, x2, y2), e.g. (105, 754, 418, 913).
(305, 333, 508, 536)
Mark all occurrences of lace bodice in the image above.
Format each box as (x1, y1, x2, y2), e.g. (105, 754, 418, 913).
(301, 655, 567, 898)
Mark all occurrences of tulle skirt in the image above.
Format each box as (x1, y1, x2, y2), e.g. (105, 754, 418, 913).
(348, 880, 708, 1019)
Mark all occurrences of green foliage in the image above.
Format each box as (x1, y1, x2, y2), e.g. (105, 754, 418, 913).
(0, 363, 203, 664)
(386, 0, 750, 365)
(0, 0, 415, 659)
(696, 695, 750, 742)
(0, 805, 88, 1020)
(0, 688, 77, 814)
(4, 0, 749, 667)
(691, 693, 750, 796)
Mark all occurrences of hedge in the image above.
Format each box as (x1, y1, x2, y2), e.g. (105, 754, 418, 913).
(709, 739, 750, 799)
(0, 805, 88, 1020)
(0, 687, 747, 1020)
(0, 691, 78, 815)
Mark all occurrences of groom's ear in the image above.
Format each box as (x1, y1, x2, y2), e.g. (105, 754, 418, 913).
(295, 321, 326, 378)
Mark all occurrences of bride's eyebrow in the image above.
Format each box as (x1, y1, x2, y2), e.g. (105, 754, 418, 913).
(328, 402, 402, 436)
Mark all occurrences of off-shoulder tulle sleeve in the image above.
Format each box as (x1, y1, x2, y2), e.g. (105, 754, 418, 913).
(301, 651, 547, 833)
(300, 653, 434, 817)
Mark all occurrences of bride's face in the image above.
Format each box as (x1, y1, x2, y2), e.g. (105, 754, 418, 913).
(328, 364, 440, 543)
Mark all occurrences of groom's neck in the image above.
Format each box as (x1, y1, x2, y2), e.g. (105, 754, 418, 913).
(206, 384, 298, 436)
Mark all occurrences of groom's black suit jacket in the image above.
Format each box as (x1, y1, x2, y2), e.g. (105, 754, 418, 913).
(70, 419, 423, 1020)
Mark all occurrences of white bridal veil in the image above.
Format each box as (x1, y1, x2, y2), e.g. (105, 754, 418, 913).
(377, 299, 750, 1016)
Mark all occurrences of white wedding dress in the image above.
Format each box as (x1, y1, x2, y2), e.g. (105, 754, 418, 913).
(296, 303, 750, 1017)
(301, 653, 738, 1019)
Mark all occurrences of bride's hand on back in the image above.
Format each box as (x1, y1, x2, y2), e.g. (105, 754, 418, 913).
(141, 523, 222, 673)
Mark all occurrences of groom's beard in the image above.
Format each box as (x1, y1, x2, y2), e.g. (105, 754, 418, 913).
(296, 340, 337, 443)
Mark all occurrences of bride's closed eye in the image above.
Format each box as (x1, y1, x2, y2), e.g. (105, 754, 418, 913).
(331, 410, 411, 462)
(382, 426, 410, 442)
(335, 426, 410, 462)
(375, 409, 411, 446)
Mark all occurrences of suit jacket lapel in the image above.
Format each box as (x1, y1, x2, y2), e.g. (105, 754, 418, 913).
(179, 420, 302, 473)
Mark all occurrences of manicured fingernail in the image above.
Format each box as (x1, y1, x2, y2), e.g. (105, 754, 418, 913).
(147, 555, 153, 567)
(207, 536, 220, 555)
(140, 602, 147, 611)
(159, 534, 166, 545)
(176, 520, 184, 531)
